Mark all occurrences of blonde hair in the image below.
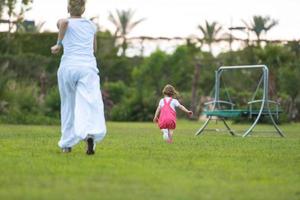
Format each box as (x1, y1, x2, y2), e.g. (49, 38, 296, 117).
(68, 0, 86, 16)
(162, 84, 178, 97)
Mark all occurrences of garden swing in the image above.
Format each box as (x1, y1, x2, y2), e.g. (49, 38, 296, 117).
(195, 65, 285, 137)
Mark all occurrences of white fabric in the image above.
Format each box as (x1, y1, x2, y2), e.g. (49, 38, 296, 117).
(62, 18, 97, 62)
(57, 18, 106, 148)
(57, 65, 106, 148)
(159, 97, 181, 111)
(162, 129, 170, 141)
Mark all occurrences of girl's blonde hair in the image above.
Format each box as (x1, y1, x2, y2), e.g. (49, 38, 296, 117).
(162, 84, 178, 97)
(68, 0, 86, 16)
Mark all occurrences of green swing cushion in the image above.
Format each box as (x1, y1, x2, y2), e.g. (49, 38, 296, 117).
(204, 109, 281, 118)
(204, 110, 249, 118)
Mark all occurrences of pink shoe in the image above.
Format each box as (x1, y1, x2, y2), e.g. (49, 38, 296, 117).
(167, 139, 173, 143)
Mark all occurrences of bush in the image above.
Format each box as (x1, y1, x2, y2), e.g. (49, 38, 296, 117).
(3, 81, 40, 114)
(0, 81, 60, 124)
(103, 81, 128, 105)
(44, 87, 60, 118)
(111, 90, 157, 121)
(0, 113, 60, 125)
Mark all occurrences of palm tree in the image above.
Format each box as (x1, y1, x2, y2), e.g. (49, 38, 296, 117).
(198, 21, 222, 53)
(0, 0, 33, 32)
(108, 9, 145, 56)
(0, 0, 5, 17)
(243, 16, 278, 46)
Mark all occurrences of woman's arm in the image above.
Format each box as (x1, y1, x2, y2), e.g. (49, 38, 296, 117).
(93, 34, 97, 54)
(57, 19, 68, 42)
(51, 19, 69, 55)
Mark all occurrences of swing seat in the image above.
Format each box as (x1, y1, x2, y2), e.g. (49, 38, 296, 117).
(204, 109, 281, 118)
(203, 100, 247, 118)
(204, 109, 249, 118)
(203, 99, 282, 118)
(248, 99, 282, 119)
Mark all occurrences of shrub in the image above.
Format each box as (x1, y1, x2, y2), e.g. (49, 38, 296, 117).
(103, 81, 128, 105)
(44, 87, 60, 118)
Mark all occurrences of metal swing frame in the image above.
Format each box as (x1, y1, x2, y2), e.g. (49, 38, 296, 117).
(195, 65, 285, 137)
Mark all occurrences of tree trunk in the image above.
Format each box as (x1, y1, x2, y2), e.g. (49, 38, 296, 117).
(38, 71, 47, 105)
(191, 62, 201, 117)
(288, 98, 298, 121)
(208, 43, 212, 53)
(268, 71, 276, 98)
(140, 38, 144, 56)
(256, 35, 261, 47)
(121, 36, 127, 56)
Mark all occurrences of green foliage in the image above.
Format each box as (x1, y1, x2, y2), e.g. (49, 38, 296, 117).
(0, 53, 52, 80)
(0, 81, 60, 124)
(44, 87, 60, 118)
(103, 81, 127, 105)
(101, 56, 137, 84)
(111, 88, 157, 121)
(167, 45, 195, 91)
(0, 112, 59, 124)
(279, 65, 300, 121)
(279, 66, 300, 100)
(255, 44, 293, 69)
(132, 50, 170, 96)
(4, 80, 40, 113)
(0, 32, 299, 123)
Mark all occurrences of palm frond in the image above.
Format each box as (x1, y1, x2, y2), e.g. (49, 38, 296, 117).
(128, 18, 146, 32)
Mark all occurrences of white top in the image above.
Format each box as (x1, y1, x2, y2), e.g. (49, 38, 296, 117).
(159, 97, 181, 111)
(61, 18, 97, 67)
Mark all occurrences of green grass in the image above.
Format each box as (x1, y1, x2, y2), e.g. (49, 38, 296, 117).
(0, 121, 299, 200)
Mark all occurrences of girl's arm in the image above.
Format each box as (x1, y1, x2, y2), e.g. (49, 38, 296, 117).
(178, 104, 193, 117)
(153, 106, 161, 123)
(51, 19, 69, 55)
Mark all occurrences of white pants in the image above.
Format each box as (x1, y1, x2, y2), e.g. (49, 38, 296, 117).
(57, 65, 106, 148)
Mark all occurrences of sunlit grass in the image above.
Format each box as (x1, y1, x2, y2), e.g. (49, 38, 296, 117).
(0, 121, 299, 200)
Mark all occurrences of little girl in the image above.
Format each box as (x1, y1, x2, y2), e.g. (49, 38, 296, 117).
(153, 84, 193, 143)
(51, 0, 106, 155)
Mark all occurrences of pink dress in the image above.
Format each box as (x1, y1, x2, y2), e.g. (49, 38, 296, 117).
(158, 98, 176, 129)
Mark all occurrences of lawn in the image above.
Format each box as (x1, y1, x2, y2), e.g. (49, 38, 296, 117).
(0, 121, 299, 200)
